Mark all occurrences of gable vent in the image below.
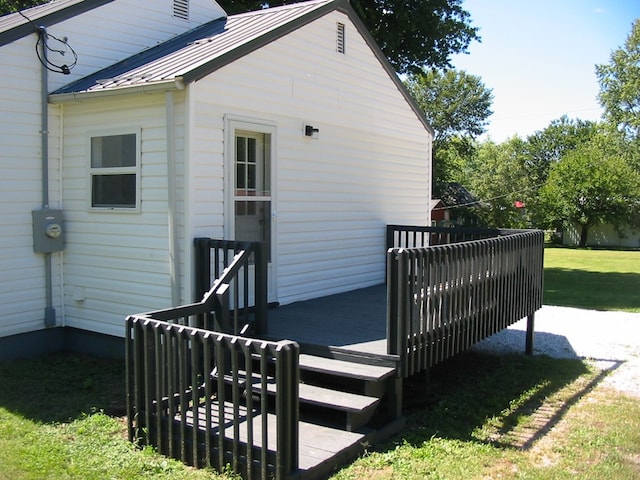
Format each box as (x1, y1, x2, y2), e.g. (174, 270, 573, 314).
(336, 22, 345, 54)
(173, 0, 189, 20)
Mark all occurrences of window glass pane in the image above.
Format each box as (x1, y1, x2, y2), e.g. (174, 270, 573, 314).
(236, 137, 246, 163)
(235, 200, 271, 262)
(247, 137, 256, 163)
(91, 134, 136, 168)
(263, 135, 271, 194)
(248, 163, 256, 190)
(236, 164, 246, 190)
(92, 174, 136, 207)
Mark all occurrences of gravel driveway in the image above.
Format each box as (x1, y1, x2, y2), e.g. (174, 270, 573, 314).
(471, 305, 640, 398)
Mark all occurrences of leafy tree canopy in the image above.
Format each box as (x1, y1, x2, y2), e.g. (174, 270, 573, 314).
(404, 69, 492, 194)
(540, 127, 640, 246)
(467, 136, 530, 229)
(222, 0, 479, 74)
(522, 116, 597, 188)
(404, 69, 493, 147)
(596, 19, 640, 140)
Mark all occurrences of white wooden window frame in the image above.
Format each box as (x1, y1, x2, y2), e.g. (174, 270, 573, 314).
(87, 127, 141, 212)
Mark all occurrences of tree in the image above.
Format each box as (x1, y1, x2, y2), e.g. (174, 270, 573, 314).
(404, 69, 493, 193)
(523, 116, 597, 188)
(596, 19, 640, 139)
(0, 0, 48, 16)
(468, 136, 530, 228)
(521, 116, 597, 227)
(222, 0, 479, 74)
(540, 129, 640, 247)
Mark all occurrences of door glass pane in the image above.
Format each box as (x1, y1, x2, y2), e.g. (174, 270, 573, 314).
(234, 131, 271, 262)
(235, 200, 271, 261)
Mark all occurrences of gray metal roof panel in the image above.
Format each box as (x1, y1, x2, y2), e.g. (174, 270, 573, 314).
(52, 0, 335, 95)
(49, 0, 432, 135)
(0, 0, 113, 47)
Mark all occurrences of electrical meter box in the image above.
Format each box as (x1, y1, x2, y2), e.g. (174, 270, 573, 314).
(32, 209, 64, 253)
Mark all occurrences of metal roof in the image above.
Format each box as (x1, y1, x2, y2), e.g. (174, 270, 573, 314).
(0, 0, 113, 47)
(51, 0, 337, 97)
(48, 0, 433, 134)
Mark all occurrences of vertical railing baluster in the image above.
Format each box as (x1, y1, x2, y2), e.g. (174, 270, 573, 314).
(241, 340, 254, 480)
(153, 326, 163, 455)
(202, 333, 212, 469)
(260, 344, 269, 480)
(215, 334, 225, 471)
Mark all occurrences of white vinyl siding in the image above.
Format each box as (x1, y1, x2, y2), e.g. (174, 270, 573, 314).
(61, 94, 178, 337)
(0, 0, 223, 339)
(190, 11, 431, 305)
(0, 36, 64, 337)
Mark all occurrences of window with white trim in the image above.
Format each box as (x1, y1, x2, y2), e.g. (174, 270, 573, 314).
(89, 131, 140, 209)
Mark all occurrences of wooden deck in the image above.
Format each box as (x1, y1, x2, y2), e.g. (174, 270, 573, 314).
(265, 284, 389, 357)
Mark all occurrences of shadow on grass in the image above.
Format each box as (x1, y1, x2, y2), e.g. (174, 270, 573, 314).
(544, 268, 640, 311)
(397, 350, 617, 451)
(0, 352, 126, 424)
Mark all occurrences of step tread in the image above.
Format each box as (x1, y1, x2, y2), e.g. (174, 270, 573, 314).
(299, 354, 396, 382)
(298, 383, 379, 412)
(224, 371, 379, 413)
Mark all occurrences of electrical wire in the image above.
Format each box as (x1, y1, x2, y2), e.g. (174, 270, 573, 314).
(13, 1, 78, 75)
(432, 182, 546, 211)
(35, 30, 78, 75)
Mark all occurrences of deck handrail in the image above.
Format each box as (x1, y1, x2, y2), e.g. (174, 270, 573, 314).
(194, 238, 268, 335)
(126, 315, 299, 480)
(386, 227, 544, 377)
(146, 249, 248, 334)
(386, 224, 530, 249)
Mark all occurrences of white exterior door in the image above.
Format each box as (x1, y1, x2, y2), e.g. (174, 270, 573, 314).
(225, 117, 277, 303)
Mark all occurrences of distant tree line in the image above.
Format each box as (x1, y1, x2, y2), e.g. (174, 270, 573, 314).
(406, 20, 640, 247)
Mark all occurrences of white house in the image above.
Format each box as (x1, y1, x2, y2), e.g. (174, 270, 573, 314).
(0, 0, 432, 359)
(563, 222, 640, 248)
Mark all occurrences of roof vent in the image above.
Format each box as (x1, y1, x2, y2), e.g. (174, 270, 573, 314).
(336, 22, 345, 54)
(173, 0, 189, 20)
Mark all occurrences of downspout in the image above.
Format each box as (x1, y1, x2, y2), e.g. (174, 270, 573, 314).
(38, 26, 56, 328)
(166, 91, 181, 306)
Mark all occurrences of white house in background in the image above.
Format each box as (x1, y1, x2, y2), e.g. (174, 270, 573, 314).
(563, 223, 640, 248)
(0, 0, 432, 358)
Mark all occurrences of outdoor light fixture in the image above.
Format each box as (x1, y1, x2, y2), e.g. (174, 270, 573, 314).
(304, 124, 319, 139)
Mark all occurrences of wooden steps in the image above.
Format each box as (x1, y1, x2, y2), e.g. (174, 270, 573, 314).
(179, 401, 370, 479)
(299, 353, 396, 398)
(210, 349, 403, 478)
(223, 366, 383, 431)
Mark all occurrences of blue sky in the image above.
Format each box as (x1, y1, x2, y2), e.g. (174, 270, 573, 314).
(452, 0, 640, 142)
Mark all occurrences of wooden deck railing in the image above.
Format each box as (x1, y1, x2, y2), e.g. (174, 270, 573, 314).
(126, 315, 299, 480)
(194, 238, 268, 335)
(386, 226, 544, 377)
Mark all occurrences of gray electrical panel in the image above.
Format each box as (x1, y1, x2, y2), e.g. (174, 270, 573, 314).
(32, 209, 64, 253)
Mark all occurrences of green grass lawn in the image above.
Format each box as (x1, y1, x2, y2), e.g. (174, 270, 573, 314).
(543, 247, 640, 312)
(0, 354, 228, 480)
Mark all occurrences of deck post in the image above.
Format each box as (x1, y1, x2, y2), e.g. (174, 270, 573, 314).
(387, 376, 403, 419)
(525, 313, 535, 355)
(254, 241, 268, 335)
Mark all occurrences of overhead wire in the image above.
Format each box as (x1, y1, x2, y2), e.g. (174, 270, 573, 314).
(13, 0, 77, 75)
(432, 182, 546, 211)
